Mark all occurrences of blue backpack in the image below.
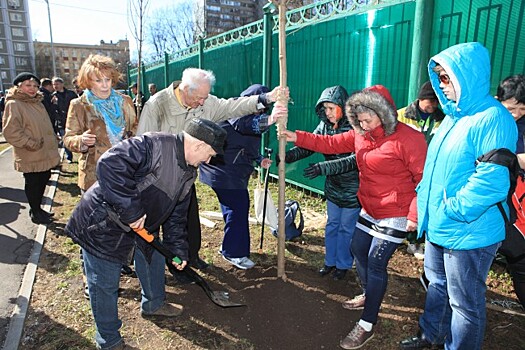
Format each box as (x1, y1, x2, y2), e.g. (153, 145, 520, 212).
(271, 200, 304, 241)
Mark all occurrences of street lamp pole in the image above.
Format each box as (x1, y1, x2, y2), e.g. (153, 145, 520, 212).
(44, 0, 57, 77)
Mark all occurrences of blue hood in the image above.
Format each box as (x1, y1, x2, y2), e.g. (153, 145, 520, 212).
(428, 42, 492, 119)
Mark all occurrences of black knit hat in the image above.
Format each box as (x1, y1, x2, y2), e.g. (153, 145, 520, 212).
(418, 81, 437, 100)
(13, 72, 40, 86)
(185, 118, 227, 155)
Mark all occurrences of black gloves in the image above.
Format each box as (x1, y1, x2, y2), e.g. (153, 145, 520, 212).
(303, 163, 322, 179)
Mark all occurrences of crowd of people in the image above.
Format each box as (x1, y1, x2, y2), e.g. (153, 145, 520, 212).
(1, 41, 524, 350)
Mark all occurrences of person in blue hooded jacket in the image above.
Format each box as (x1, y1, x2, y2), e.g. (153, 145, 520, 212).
(400, 42, 518, 350)
(199, 84, 280, 270)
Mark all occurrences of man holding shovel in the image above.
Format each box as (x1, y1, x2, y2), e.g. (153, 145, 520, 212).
(65, 118, 226, 350)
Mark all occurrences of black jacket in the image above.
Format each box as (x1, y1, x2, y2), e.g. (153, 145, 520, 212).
(52, 88, 77, 129)
(39, 88, 56, 128)
(285, 86, 360, 208)
(65, 133, 196, 264)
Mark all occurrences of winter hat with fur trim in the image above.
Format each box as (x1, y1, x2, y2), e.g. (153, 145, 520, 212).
(346, 85, 398, 136)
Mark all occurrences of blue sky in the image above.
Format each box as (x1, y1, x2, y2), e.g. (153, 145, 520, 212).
(28, 0, 175, 54)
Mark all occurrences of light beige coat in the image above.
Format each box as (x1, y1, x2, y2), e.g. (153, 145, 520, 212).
(2, 88, 60, 173)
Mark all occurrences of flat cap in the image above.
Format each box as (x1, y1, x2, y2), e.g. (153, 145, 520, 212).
(185, 118, 227, 155)
(13, 72, 39, 86)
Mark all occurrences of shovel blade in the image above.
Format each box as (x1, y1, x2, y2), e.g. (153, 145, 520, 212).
(210, 291, 245, 308)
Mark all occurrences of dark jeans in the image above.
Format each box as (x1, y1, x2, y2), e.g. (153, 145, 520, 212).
(507, 254, 525, 309)
(186, 185, 201, 261)
(23, 170, 51, 213)
(214, 188, 251, 258)
(351, 227, 400, 324)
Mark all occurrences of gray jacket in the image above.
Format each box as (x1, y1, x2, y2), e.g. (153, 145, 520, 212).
(137, 81, 261, 134)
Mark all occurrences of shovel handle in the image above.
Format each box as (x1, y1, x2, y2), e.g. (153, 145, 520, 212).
(133, 228, 154, 242)
(132, 228, 182, 265)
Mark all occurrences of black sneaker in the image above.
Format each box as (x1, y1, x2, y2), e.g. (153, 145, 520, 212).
(332, 268, 347, 280)
(319, 265, 335, 276)
(400, 332, 444, 349)
(121, 265, 134, 276)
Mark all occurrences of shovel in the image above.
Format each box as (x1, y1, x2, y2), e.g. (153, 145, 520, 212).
(259, 147, 273, 252)
(106, 209, 245, 308)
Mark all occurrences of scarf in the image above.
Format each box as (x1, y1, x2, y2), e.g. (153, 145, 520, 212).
(85, 89, 125, 146)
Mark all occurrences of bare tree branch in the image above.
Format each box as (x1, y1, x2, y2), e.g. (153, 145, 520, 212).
(144, 1, 196, 61)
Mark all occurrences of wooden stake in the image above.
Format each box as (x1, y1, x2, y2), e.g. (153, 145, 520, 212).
(272, 0, 289, 280)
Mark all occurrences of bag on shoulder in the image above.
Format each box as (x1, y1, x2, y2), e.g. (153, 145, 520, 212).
(500, 174, 525, 260)
(271, 200, 304, 241)
(476, 148, 520, 224)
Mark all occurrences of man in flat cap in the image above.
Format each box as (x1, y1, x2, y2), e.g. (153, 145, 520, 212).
(65, 118, 226, 350)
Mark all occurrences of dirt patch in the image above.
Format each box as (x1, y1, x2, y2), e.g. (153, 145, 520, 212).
(20, 162, 525, 350)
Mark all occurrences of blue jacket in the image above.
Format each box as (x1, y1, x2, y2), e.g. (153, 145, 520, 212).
(416, 42, 517, 250)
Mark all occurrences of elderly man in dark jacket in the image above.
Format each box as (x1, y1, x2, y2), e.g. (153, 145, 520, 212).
(65, 118, 226, 350)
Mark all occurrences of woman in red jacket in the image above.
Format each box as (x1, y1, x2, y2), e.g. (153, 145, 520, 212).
(282, 86, 427, 349)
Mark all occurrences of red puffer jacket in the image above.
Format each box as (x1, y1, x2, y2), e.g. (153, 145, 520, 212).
(295, 122, 427, 222)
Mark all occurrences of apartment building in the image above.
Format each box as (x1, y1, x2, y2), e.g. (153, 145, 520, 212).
(0, 0, 35, 91)
(195, 0, 313, 38)
(33, 39, 130, 89)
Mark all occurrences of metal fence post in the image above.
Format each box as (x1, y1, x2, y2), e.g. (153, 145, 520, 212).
(260, 2, 277, 182)
(407, 0, 434, 104)
(198, 37, 205, 69)
(141, 64, 146, 97)
(164, 52, 170, 88)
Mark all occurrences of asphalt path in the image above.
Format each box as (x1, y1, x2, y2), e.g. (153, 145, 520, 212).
(0, 138, 59, 350)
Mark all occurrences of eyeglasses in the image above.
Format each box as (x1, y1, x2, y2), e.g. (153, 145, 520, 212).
(439, 74, 451, 85)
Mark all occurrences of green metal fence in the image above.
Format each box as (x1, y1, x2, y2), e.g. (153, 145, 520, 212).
(130, 0, 525, 195)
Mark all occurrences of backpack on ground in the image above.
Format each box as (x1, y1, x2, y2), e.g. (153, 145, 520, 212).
(271, 200, 304, 241)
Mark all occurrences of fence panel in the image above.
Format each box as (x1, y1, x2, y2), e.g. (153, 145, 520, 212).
(130, 0, 525, 195)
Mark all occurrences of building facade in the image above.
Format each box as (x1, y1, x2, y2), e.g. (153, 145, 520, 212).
(0, 0, 35, 91)
(195, 0, 313, 38)
(33, 39, 130, 89)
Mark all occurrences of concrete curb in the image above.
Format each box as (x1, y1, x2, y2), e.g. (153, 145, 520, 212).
(2, 150, 63, 350)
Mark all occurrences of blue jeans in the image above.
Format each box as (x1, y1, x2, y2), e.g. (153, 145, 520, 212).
(325, 201, 360, 269)
(83, 248, 166, 349)
(419, 240, 499, 350)
(351, 227, 400, 324)
(214, 188, 251, 258)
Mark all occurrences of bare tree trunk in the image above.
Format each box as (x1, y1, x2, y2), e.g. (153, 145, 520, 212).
(128, 0, 150, 118)
(272, 0, 289, 280)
